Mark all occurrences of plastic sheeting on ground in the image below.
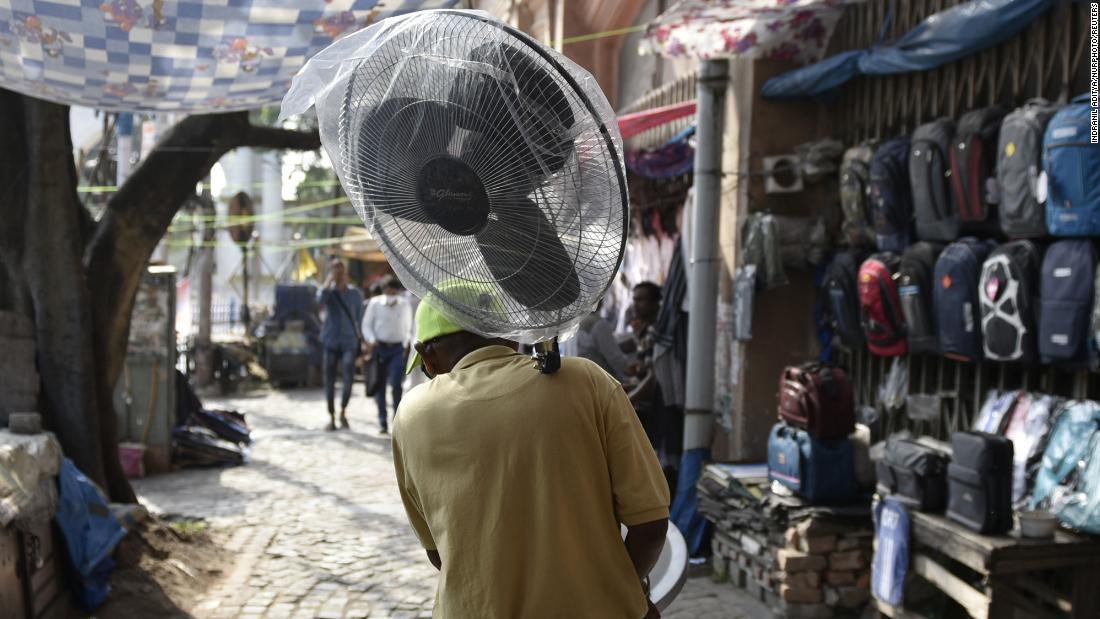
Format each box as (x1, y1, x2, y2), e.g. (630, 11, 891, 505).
(55, 458, 128, 609)
(762, 0, 1054, 100)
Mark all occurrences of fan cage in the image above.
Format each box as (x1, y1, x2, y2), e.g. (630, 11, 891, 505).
(329, 10, 628, 343)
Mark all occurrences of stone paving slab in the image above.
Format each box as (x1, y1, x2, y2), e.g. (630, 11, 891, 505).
(133, 388, 769, 618)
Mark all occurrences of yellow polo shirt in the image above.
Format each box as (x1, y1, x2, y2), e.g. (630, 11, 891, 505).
(392, 345, 670, 619)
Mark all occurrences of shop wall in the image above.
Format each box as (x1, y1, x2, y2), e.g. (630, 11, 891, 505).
(713, 59, 830, 463)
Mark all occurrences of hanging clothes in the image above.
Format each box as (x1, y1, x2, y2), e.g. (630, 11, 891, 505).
(652, 243, 689, 409)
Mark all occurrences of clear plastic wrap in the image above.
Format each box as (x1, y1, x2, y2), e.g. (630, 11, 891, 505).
(281, 10, 628, 344)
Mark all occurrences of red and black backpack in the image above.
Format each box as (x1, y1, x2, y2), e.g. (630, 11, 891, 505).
(858, 253, 907, 357)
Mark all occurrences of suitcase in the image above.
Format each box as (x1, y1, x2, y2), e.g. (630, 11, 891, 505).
(777, 363, 855, 440)
(767, 422, 857, 505)
(947, 431, 1014, 534)
(875, 436, 949, 512)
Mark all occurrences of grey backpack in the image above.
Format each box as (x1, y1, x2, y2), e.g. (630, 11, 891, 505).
(910, 118, 957, 242)
(997, 99, 1060, 238)
(839, 141, 878, 246)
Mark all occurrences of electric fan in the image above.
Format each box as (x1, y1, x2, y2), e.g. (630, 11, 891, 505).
(281, 9, 628, 345)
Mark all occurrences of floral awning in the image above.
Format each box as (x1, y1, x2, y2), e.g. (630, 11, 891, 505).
(0, 0, 457, 113)
(640, 0, 862, 65)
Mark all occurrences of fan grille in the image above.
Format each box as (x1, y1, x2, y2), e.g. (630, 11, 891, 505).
(338, 10, 627, 342)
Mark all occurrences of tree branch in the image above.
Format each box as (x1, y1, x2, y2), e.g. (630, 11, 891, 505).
(85, 112, 320, 394)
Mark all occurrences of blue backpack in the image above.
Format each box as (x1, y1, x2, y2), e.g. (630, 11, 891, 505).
(1038, 240, 1096, 368)
(934, 238, 996, 362)
(767, 422, 857, 505)
(1044, 94, 1100, 236)
(870, 136, 913, 252)
(1029, 400, 1100, 510)
(872, 498, 910, 607)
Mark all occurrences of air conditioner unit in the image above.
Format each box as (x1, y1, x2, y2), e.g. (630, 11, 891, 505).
(763, 155, 803, 194)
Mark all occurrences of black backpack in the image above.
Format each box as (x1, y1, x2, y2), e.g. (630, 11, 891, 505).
(840, 141, 878, 247)
(869, 136, 913, 252)
(934, 238, 997, 362)
(910, 118, 958, 242)
(950, 106, 1008, 229)
(824, 249, 867, 349)
(1039, 240, 1097, 368)
(979, 241, 1042, 363)
(997, 100, 1060, 238)
(899, 242, 943, 354)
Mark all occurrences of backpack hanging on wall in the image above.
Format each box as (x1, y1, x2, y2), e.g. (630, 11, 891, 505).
(1044, 94, 1100, 237)
(998, 99, 1060, 237)
(840, 141, 879, 247)
(869, 136, 913, 252)
(910, 118, 958, 242)
(934, 238, 997, 362)
(979, 240, 1042, 363)
(899, 242, 943, 354)
(859, 252, 907, 357)
(1038, 239, 1097, 368)
(950, 106, 1008, 230)
(824, 249, 868, 349)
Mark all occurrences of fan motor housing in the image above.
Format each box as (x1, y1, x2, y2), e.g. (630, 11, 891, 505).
(416, 155, 491, 235)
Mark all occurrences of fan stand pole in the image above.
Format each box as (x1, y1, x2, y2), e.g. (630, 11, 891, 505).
(683, 59, 728, 452)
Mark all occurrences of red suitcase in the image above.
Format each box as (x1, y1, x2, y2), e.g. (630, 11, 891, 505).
(778, 363, 856, 440)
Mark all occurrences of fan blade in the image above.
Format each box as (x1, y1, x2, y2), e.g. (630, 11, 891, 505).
(356, 97, 454, 224)
(476, 198, 581, 312)
(452, 42, 574, 178)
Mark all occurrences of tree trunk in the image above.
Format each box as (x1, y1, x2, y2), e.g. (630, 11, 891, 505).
(1, 88, 320, 500)
(0, 92, 108, 485)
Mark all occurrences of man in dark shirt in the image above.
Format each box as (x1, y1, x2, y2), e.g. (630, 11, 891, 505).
(317, 259, 364, 431)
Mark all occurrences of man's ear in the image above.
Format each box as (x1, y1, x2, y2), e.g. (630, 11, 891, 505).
(415, 341, 436, 375)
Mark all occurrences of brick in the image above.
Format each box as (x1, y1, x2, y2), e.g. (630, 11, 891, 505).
(824, 570, 856, 587)
(780, 584, 823, 604)
(837, 585, 870, 608)
(856, 570, 872, 589)
(824, 586, 839, 606)
(828, 549, 867, 571)
(835, 536, 862, 551)
(777, 549, 827, 573)
(778, 603, 833, 619)
(780, 570, 821, 590)
(784, 526, 800, 549)
(795, 517, 848, 539)
(798, 534, 837, 555)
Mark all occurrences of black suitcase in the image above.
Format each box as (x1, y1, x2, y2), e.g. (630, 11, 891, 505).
(946, 431, 1014, 534)
(876, 436, 949, 512)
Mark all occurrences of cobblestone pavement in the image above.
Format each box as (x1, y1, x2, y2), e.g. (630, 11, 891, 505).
(134, 387, 769, 618)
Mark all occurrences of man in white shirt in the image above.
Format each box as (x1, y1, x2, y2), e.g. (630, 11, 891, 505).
(362, 276, 413, 434)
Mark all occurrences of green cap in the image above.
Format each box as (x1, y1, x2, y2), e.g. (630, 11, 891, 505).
(406, 299, 465, 375)
(406, 282, 506, 375)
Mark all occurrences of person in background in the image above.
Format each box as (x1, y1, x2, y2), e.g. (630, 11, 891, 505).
(627, 282, 663, 444)
(361, 276, 413, 434)
(393, 289, 669, 618)
(576, 302, 631, 383)
(318, 258, 364, 431)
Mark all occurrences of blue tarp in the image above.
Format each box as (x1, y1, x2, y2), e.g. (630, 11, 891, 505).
(670, 447, 710, 557)
(762, 0, 1054, 100)
(55, 458, 128, 609)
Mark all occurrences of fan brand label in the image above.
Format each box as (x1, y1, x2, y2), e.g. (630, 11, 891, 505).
(430, 188, 473, 202)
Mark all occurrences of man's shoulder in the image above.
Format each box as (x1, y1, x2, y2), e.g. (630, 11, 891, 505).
(559, 356, 619, 393)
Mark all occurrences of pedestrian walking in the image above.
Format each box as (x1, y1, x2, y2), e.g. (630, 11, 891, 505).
(317, 259, 364, 431)
(361, 276, 412, 434)
(392, 288, 670, 618)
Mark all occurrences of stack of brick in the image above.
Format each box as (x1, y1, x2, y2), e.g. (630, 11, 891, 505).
(710, 508, 873, 618)
(0, 311, 37, 426)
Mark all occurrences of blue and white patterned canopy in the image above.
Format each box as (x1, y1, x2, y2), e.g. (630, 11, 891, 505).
(0, 0, 458, 113)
